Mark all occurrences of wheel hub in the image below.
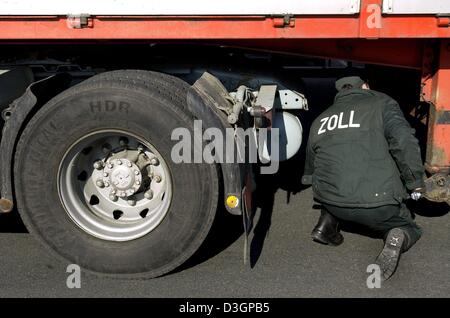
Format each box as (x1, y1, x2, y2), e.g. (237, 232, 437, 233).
(103, 158, 142, 198)
(58, 131, 172, 241)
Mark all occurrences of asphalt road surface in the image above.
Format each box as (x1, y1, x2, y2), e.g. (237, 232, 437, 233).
(0, 184, 448, 298)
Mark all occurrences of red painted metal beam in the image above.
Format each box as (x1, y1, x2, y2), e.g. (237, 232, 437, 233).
(423, 40, 450, 172)
(0, 13, 449, 40)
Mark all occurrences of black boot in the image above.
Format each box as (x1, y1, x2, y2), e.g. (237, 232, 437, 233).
(375, 228, 409, 281)
(311, 209, 344, 246)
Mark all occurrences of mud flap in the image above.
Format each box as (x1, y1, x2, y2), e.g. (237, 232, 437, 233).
(187, 73, 245, 216)
(0, 73, 71, 212)
(242, 169, 256, 265)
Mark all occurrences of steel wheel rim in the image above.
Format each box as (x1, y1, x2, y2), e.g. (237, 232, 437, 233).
(57, 130, 172, 242)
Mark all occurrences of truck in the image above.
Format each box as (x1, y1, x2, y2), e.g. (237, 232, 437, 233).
(0, 0, 449, 278)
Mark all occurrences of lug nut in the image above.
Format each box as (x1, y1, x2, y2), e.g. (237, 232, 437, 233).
(107, 163, 113, 169)
(119, 137, 128, 147)
(102, 143, 112, 154)
(150, 158, 159, 166)
(93, 161, 104, 170)
(127, 161, 132, 167)
(109, 194, 118, 202)
(117, 160, 122, 165)
(154, 175, 162, 183)
(103, 172, 109, 177)
(127, 198, 136, 206)
(128, 189, 135, 195)
(134, 170, 140, 175)
(96, 179, 105, 188)
(104, 181, 110, 187)
(144, 190, 154, 200)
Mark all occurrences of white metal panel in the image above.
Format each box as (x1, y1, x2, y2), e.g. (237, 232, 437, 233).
(383, 0, 450, 15)
(278, 90, 308, 110)
(0, 0, 360, 16)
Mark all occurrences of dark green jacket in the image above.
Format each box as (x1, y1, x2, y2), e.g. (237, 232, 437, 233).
(302, 88, 425, 208)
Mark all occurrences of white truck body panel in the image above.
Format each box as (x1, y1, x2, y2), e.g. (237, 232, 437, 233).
(383, 0, 450, 14)
(0, 0, 361, 15)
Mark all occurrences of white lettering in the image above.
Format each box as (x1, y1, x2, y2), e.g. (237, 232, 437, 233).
(170, 120, 279, 175)
(317, 110, 360, 135)
(338, 112, 349, 128)
(366, 264, 381, 289)
(327, 114, 338, 131)
(203, 127, 223, 164)
(349, 110, 361, 128)
(193, 120, 203, 163)
(171, 127, 192, 164)
(179, 302, 214, 316)
(366, 4, 382, 30)
(318, 117, 328, 135)
(66, 264, 81, 289)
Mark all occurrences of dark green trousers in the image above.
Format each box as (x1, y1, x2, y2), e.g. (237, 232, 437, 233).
(322, 203, 422, 250)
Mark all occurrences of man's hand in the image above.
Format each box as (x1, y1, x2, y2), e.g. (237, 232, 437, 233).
(410, 192, 422, 201)
(410, 187, 424, 201)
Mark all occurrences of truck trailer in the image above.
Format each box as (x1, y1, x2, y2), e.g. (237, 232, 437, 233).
(0, 0, 449, 278)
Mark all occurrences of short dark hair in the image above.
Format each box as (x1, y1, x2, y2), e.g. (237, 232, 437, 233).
(341, 84, 354, 90)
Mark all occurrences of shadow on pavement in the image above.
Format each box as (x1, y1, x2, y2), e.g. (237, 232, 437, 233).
(250, 146, 311, 268)
(173, 203, 244, 274)
(249, 79, 333, 268)
(407, 200, 449, 218)
(0, 210, 27, 233)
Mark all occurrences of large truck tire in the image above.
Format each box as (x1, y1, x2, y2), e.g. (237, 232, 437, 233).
(13, 70, 219, 278)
